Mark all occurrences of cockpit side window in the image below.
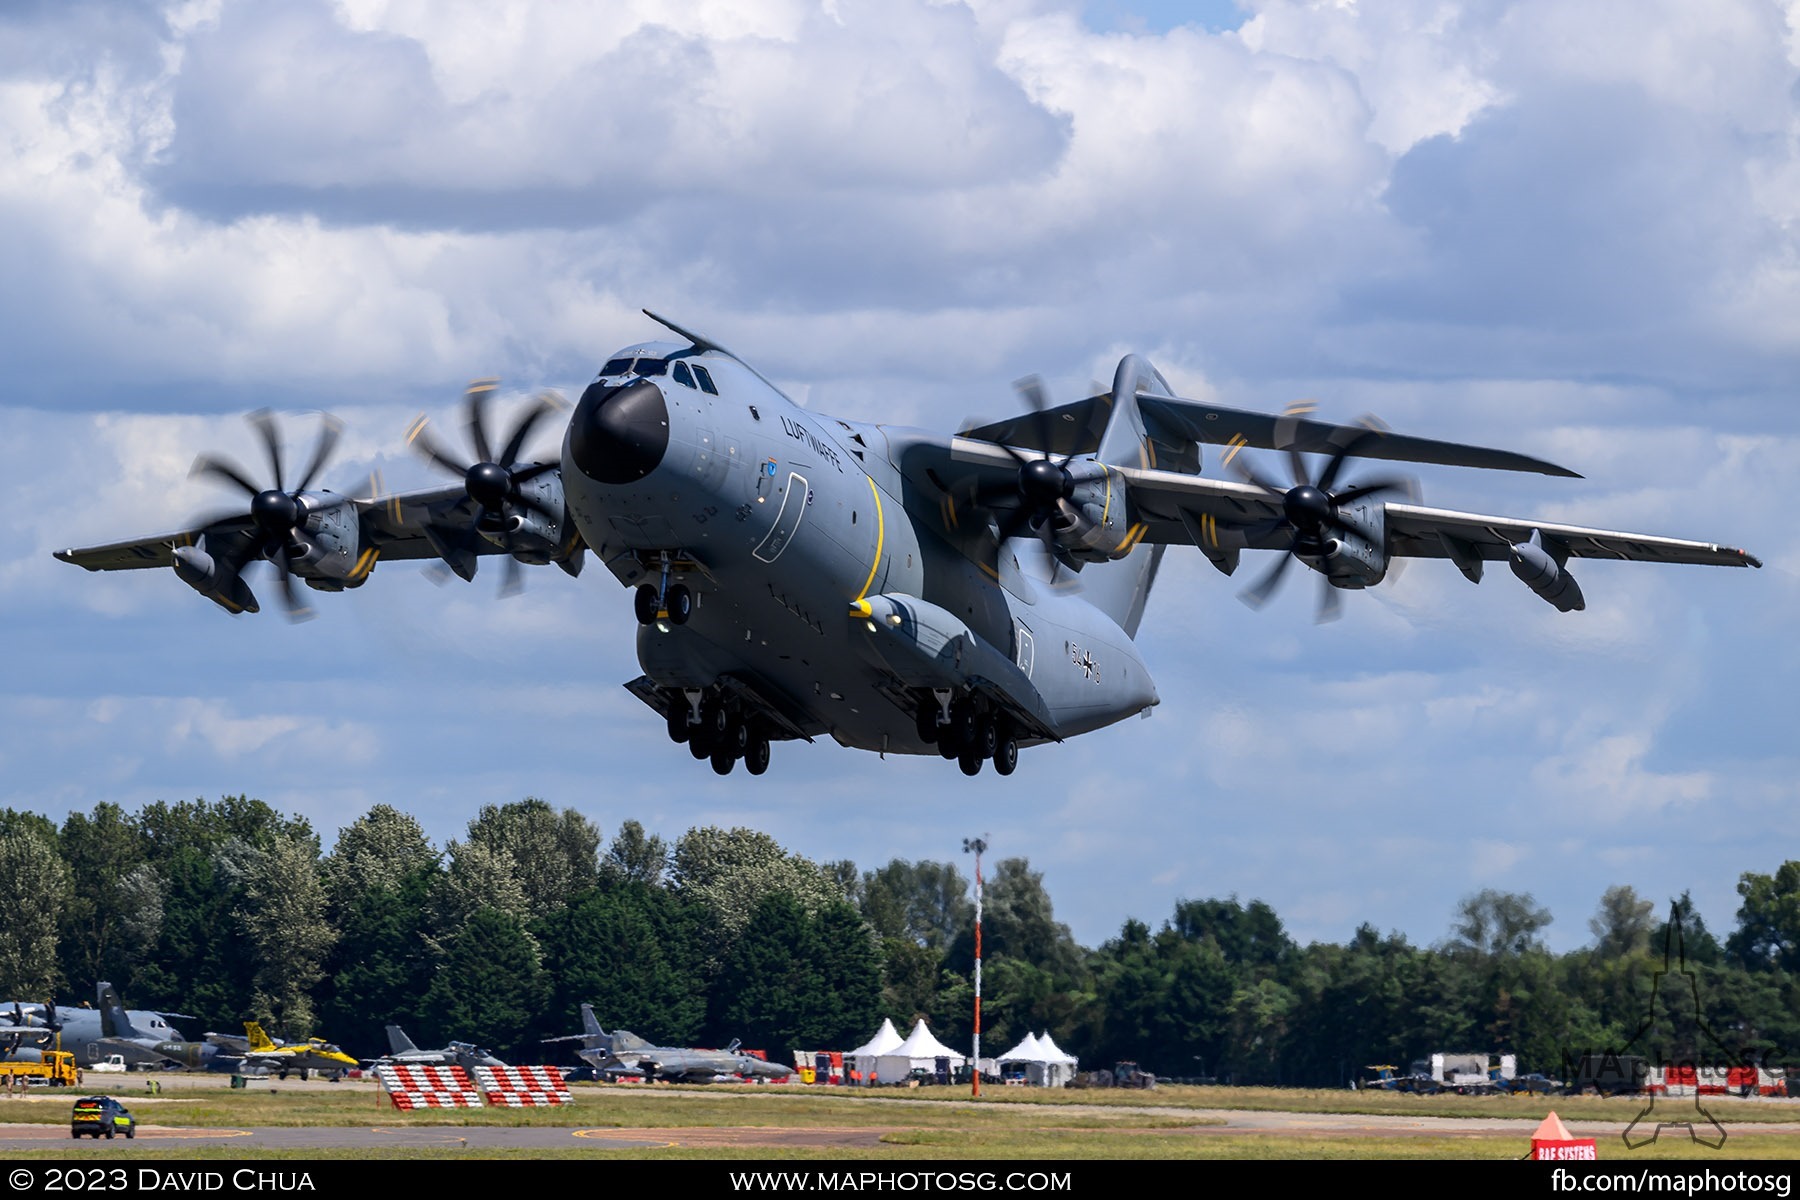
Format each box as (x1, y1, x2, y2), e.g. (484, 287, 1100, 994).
(601, 357, 634, 376)
(672, 362, 696, 389)
(693, 364, 719, 395)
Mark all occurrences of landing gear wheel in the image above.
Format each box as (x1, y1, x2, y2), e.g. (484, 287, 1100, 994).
(710, 745, 736, 775)
(688, 732, 712, 760)
(666, 704, 691, 744)
(915, 704, 939, 745)
(951, 704, 978, 751)
(937, 736, 959, 760)
(665, 584, 692, 625)
(724, 713, 749, 754)
(993, 735, 1018, 776)
(975, 718, 997, 760)
(634, 585, 657, 625)
(745, 733, 771, 776)
(958, 748, 983, 776)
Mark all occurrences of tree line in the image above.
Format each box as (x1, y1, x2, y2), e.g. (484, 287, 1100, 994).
(1, 797, 1797, 1083)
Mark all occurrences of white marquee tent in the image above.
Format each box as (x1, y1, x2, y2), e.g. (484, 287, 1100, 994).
(872, 1019, 965, 1084)
(845, 1018, 904, 1084)
(996, 1030, 1078, 1088)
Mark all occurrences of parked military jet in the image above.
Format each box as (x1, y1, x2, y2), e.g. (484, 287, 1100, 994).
(371, 1025, 506, 1071)
(55, 313, 1760, 776)
(203, 1021, 358, 1078)
(547, 1007, 791, 1083)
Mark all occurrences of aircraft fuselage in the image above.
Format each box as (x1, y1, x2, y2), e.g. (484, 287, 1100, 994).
(560, 341, 1157, 761)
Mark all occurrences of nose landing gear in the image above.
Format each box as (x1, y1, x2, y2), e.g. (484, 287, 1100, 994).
(634, 555, 692, 627)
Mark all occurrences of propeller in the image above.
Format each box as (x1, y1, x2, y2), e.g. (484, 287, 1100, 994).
(191, 410, 344, 621)
(1227, 406, 1412, 623)
(948, 375, 1081, 563)
(405, 380, 565, 595)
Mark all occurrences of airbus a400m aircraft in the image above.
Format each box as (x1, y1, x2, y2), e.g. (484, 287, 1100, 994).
(58, 313, 1760, 777)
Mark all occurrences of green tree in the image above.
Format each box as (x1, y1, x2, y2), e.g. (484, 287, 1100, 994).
(233, 832, 334, 1038)
(419, 907, 548, 1060)
(670, 826, 842, 967)
(316, 866, 438, 1059)
(1446, 889, 1553, 960)
(1590, 884, 1656, 960)
(859, 859, 971, 949)
(464, 798, 599, 916)
(321, 805, 437, 916)
(1727, 861, 1800, 973)
(57, 802, 158, 995)
(536, 882, 707, 1044)
(601, 820, 668, 887)
(0, 830, 70, 998)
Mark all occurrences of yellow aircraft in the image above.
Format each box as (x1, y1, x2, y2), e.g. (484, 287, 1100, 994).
(205, 1022, 358, 1078)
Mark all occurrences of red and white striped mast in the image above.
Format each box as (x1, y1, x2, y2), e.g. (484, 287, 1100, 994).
(963, 834, 988, 1099)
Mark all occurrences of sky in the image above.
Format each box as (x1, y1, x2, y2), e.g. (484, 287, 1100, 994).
(3, 0, 1797, 956)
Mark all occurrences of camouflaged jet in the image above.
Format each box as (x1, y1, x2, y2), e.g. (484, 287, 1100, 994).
(55, 312, 1761, 777)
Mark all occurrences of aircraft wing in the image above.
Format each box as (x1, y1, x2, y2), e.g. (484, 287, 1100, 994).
(959, 394, 1582, 477)
(54, 484, 495, 572)
(1117, 466, 1761, 570)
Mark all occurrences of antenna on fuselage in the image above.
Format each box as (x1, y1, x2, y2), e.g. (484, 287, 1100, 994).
(640, 310, 799, 405)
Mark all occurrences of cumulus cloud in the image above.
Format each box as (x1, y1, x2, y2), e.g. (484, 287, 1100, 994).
(1, 0, 1793, 951)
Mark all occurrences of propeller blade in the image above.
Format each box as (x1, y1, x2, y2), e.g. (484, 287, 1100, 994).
(292, 414, 344, 493)
(1315, 577, 1343, 624)
(191, 455, 262, 498)
(1239, 538, 1297, 610)
(406, 416, 472, 478)
(498, 393, 559, 468)
(464, 379, 499, 465)
(269, 552, 314, 623)
(1225, 452, 1288, 497)
(248, 410, 285, 493)
(1331, 478, 1410, 506)
(499, 555, 524, 598)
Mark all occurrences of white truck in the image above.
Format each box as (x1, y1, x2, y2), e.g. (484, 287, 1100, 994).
(86, 1054, 129, 1074)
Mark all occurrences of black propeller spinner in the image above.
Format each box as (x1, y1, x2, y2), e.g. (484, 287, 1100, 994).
(950, 376, 1079, 559)
(1229, 413, 1412, 623)
(406, 380, 563, 596)
(191, 409, 344, 622)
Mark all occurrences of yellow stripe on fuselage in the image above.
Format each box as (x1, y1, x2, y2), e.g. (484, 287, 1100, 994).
(854, 475, 886, 604)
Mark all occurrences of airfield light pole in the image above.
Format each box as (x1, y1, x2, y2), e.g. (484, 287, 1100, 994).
(963, 835, 987, 1099)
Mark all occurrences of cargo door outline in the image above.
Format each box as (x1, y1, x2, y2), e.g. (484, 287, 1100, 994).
(754, 471, 809, 563)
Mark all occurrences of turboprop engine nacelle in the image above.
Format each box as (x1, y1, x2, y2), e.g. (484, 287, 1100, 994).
(1316, 499, 1389, 588)
(1052, 467, 1136, 563)
(1509, 529, 1584, 611)
(172, 542, 259, 614)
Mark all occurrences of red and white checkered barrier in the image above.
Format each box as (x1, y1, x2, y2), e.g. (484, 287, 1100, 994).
(473, 1065, 572, 1107)
(377, 1064, 484, 1109)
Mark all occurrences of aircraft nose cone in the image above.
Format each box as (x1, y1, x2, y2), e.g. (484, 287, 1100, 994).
(568, 378, 669, 485)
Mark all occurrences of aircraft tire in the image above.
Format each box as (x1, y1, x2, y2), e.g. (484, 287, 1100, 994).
(975, 718, 997, 759)
(745, 734, 770, 775)
(634, 585, 657, 625)
(993, 736, 1018, 776)
(937, 737, 959, 760)
(666, 584, 692, 624)
(958, 749, 983, 776)
(666, 704, 690, 744)
(710, 745, 736, 775)
(689, 733, 712, 760)
(914, 702, 938, 744)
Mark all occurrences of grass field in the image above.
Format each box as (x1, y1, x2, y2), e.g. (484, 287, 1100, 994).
(2, 1079, 1795, 1159)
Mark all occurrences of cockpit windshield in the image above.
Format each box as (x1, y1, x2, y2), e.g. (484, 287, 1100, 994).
(599, 356, 670, 378)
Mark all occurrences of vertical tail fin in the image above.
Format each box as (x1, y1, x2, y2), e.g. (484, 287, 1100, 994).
(385, 1025, 419, 1055)
(580, 1004, 603, 1040)
(97, 982, 135, 1039)
(244, 1021, 277, 1052)
(1081, 354, 1170, 638)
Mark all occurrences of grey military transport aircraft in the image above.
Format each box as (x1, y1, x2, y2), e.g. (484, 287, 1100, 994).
(544, 1003, 793, 1083)
(56, 312, 1760, 777)
(0, 984, 220, 1069)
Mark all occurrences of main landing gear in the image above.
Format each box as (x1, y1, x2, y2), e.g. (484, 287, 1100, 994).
(916, 690, 1018, 777)
(666, 687, 771, 776)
